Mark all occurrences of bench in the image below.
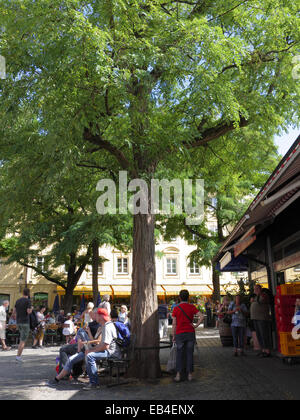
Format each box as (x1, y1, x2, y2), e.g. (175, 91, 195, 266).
(106, 333, 137, 387)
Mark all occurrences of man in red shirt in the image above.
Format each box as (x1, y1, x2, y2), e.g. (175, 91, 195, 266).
(172, 290, 204, 382)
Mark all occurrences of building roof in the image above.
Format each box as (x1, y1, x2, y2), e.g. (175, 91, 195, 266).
(215, 134, 300, 263)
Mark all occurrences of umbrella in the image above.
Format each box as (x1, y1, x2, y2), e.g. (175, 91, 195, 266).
(79, 293, 86, 313)
(96, 292, 101, 307)
(52, 295, 60, 314)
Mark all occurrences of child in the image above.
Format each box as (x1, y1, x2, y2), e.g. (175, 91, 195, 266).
(62, 314, 75, 344)
(293, 299, 300, 326)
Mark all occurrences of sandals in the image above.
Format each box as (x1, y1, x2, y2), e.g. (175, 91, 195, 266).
(2, 347, 11, 351)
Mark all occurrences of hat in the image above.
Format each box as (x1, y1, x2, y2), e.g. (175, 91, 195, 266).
(97, 308, 110, 322)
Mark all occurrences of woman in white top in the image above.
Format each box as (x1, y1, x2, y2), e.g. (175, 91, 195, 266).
(118, 305, 129, 325)
(81, 302, 95, 327)
(32, 305, 46, 349)
(0, 300, 11, 351)
(63, 314, 75, 344)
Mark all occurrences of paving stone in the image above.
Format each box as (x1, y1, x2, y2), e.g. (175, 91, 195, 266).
(1, 328, 300, 400)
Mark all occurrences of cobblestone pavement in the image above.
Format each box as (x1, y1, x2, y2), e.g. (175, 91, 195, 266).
(1, 327, 300, 400)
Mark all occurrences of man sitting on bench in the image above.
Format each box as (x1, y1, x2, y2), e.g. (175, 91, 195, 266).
(83, 308, 122, 391)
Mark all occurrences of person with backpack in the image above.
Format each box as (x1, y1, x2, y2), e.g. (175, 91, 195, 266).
(250, 284, 273, 358)
(47, 311, 103, 388)
(172, 290, 204, 382)
(111, 309, 131, 349)
(83, 308, 122, 391)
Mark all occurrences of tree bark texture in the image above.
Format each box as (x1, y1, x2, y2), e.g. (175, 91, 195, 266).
(92, 239, 100, 306)
(129, 203, 161, 379)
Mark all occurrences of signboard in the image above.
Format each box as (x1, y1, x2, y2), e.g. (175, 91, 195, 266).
(274, 251, 300, 272)
(234, 226, 256, 258)
(220, 251, 232, 270)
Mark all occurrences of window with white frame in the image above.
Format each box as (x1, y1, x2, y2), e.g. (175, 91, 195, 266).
(117, 258, 128, 274)
(166, 258, 177, 275)
(86, 263, 103, 277)
(189, 261, 200, 275)
(36, 256, 45, 271)
(33, 256, 45, 277)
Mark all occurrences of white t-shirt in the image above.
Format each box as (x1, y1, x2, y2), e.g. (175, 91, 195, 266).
(0, 305, 6, 322)
(101, 321, 121, 358)
(63, 320, 75, 336)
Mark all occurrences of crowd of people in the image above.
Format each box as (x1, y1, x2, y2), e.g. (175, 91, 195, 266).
(216, 284, 274, 358)
(1, 284, 298, 388)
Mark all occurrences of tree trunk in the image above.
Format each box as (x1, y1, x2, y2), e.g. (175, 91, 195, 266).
(212, 262, 221, 302)
(129, 207, 161, 380)
(64, 286, 74, 314)
(92, 239, 99, 306)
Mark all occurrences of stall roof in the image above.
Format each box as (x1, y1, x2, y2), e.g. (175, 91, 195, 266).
(215, 134, 300, 264)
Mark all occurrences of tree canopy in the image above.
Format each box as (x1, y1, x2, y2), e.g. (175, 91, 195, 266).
(0, 0, 299, 378)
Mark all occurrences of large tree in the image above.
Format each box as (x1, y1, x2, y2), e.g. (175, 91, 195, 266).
(0, 134, 132, 313)
(0, 0, 299, 378)
(158, 128, 280, 301)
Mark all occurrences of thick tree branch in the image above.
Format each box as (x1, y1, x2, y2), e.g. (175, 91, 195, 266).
(18, 262, 66, 289)
(185, 116, 248, 149)
(83, 127, 136, 176)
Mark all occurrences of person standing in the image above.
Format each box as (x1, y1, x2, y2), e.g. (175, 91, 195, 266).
(250, 284, 273, 358)
(32, 305, 46, 349)
(227, 295, 248, 356)
(205, 298, 212, 327)
(81, 302, 94, 327)
(158, 301, 169, 339)
(172, 290, 204, 382)
(14, 288, 33, 363)
(0, 300, 11, 351)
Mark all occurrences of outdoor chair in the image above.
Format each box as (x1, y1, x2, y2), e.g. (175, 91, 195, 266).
(44, 324, 58, 346)
(6, 327, 20, 346)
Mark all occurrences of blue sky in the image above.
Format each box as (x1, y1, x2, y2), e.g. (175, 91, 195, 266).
(274, 127, 299, 156)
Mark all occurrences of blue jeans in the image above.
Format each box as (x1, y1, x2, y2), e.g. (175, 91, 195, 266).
(231, 326, 246, 350)
(85, 351, 110, 385)
(76, 329, 90, 342)
(63, 351, 85, 373)
(175, 332, 195, 375)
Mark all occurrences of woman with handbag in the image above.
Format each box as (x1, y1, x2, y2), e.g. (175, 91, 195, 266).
(227, 295, 248, 357)
(172, 290, 204, 382)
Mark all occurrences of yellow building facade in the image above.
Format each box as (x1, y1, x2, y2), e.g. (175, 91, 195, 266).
(0, 235, 240, 310)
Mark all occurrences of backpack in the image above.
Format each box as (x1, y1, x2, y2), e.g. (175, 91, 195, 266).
(261, 288, 275, 307)
(114, 321, 131, 348)
(29, 311, 39, 330)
